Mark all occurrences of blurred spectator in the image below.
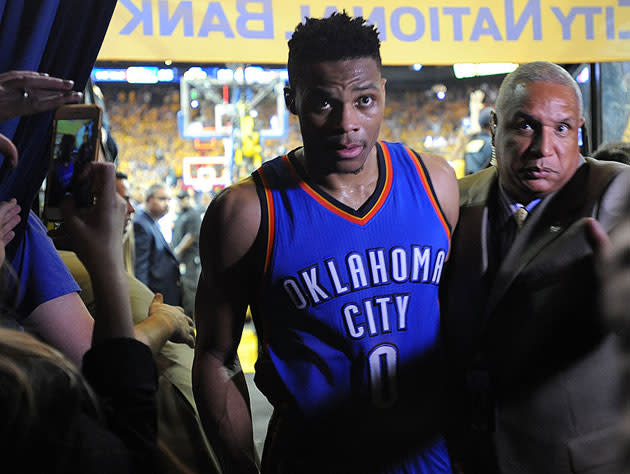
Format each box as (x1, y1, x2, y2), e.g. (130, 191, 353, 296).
(172, 190, 202, 317)
(464, 106, 494, 175)
(133, 184, 182, 306)
(116, 171, 136, 275)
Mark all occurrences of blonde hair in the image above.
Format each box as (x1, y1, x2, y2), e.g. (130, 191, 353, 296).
(0, 328, 100, 471)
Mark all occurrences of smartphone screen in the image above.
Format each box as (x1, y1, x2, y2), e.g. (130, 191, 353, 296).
(45, 116, 100, 219)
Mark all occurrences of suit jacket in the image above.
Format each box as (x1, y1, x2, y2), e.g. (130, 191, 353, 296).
(133, 209, 181, 306)
(442, 158, 630, 473)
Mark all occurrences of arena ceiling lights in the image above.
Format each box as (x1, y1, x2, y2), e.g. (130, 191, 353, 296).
(92, 66, 179, 83)
(453, 63, 519, 79)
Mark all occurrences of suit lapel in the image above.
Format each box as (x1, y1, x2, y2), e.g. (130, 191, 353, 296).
(455, 205, 488, 275)
(445, 168, 497, 343)
(457, 167, 498, 276)
(483, 163, 591, 323)
(142, 210, 177, 259)
(443, 169, 497, 358)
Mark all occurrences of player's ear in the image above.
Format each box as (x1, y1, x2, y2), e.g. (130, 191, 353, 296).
(284, 87, 297, 115)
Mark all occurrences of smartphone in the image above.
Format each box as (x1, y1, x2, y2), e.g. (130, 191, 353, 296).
(44, 104, 102, 221)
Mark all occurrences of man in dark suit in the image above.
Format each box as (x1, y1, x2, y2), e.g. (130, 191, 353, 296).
(442, 61, 630, 473)
(134, 183, 182, 306)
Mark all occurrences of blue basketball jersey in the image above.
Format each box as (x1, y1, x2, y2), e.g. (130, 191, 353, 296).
(253, 141, 452, 473)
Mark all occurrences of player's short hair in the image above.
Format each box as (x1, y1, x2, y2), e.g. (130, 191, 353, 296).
(287, 11, 381, 89)
(496, 61, 583, 117)
(115, 171, 128, 181)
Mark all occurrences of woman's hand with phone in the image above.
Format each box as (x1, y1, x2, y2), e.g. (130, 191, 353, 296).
(61, 162, 126, 272)
(61, 162, 134, 343)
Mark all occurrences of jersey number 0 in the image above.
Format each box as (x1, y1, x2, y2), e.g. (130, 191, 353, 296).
(368, 344, 399, 408)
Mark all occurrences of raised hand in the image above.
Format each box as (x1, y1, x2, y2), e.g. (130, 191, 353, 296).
(61, 162, 127, 272)
(0, 71, 82, 122)
(469, 89, 485, 114)
(61, 162, 133, 342)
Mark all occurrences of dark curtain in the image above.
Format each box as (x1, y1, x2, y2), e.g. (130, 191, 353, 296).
(0, 0, 117, 259)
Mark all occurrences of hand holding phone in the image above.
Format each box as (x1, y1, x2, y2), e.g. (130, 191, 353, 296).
(61, 161, 135, 342)
(44, 105, 102, 221)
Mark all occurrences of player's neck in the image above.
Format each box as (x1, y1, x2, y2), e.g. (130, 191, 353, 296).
(295, 147, 380, 211)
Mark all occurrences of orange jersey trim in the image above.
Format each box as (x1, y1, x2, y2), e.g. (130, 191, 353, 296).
(282, 142, 393, 226)
(257, 166, 276, 276)
(254, 166, 277, 349)
(406, 145, 451, 241)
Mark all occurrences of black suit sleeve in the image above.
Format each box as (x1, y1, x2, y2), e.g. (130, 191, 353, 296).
(82, 338, 158, 473)
(133, 220, 151, 287)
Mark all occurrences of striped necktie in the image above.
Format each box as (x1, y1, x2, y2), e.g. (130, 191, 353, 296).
(513, 206, 529, 229)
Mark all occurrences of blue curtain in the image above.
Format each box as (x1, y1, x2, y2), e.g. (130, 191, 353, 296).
(0, 0, 117, 258)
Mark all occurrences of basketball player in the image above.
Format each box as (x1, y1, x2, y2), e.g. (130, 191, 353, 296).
(193, 12, 459, 474)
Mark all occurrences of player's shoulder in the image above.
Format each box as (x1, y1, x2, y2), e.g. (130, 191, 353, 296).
(214, 176, 258, 204)
(200, 176, 262, 269)
(411, 150, 459, 230)
(414, 151, 458, 192)
(385, 141, 457, 186)
(204, 177, 259, 231)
